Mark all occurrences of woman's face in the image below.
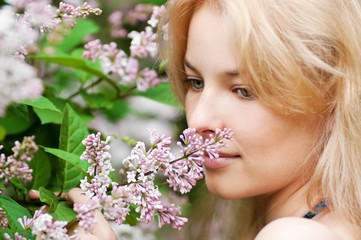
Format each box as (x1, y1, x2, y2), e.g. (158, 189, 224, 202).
(184, 6, 322, 200)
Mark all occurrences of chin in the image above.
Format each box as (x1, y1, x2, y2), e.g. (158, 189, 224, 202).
(205, 178, 244, 200)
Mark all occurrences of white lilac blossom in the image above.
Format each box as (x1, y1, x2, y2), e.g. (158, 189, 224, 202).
(0, 57, 44, 116)
(0, 0, 101, 115)
(32, 213, 72, 240)
(0, 6, 38, 56)
(0, 136, 38, 183)
(4, 210, 78, 240)
(128, 26, 157, 58)
(76, 128, 232, 232)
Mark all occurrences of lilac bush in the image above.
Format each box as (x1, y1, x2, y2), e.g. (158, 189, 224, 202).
(0, 0, 233, 239)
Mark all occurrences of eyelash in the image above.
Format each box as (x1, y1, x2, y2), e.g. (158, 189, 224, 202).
(182, 78, 204, 91)
(182, 78, 253, 100)
(232, 86, 253, 100)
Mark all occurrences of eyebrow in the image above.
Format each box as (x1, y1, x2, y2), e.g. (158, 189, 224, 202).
(183, 58, 240, 77)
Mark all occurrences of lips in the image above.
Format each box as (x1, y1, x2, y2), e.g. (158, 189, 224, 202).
(203, 153, 240, 169)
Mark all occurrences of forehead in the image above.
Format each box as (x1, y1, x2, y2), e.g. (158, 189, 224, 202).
(185, 5, 239, 74)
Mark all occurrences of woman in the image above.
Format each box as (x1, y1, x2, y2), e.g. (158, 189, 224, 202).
(67, 0, 361, 239)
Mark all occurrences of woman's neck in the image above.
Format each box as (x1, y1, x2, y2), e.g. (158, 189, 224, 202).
(256, 181, 318, 224)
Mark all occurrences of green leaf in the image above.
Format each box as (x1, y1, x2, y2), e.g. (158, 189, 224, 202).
(23, 96, 63, 125)
(43, 147, 89, 191)
(55, 19, 100, 52)
(80, 90, 113, 109)
(0, 195, 32, 238)
(39, 187, 59, 213)
(0, 105, 34, 135)
(29, 148, 52, 190)
(9, 178, 27, 199)
(34, 54, 111, 81)
(22, 96, 62, 113)
(103, 99, 130, 121)
(131, 82, 181, 107)
(0, 125, 6, 141)
(59, 104, 89, 155)
(52, 202, 77, 222)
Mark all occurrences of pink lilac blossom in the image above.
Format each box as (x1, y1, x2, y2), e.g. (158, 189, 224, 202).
(76, 128, 232, 231)
(108, 11, 127, 38)
(79, 132, 113, 196)
(125, 4, 153, 26)
(56, 2, 101, 29)
(73, 197, 101, 232)
(77, 133, 132, 231)
(137, 67, 161, 91)
(157, 204, 188, 230)
(0, 207, 8, 229)
(3, 232, 29, 240)
(83, 40, 144, 86)
(0, 136, 38, 183)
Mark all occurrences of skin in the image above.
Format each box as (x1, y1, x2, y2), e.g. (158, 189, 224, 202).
(183, 5, 358, 240)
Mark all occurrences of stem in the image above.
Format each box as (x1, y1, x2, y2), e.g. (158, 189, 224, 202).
(116, 86, 137, 100)
(103, 78, 122, 98)
(67, 78, 103, 100)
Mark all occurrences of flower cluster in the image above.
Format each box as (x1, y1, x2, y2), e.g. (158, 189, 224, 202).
(77, 133, 132, 232)
(4, 209, 79, 240)
(0, 208, 8, 229)
(108, 4, 155, 39)
(56, 2, 102, 29)
(82, 5, 164, 91)
(128, 5, 165, 58)
(75, 128, 232, 232)
(0, 136, 38, 183)
(0, 0, 101, 116)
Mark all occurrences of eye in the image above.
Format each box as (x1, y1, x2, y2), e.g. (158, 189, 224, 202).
(182, 78, 204, 90)
(233, 86, 253, 99)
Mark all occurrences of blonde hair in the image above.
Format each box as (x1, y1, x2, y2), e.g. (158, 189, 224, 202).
(159, 0, 361, 238)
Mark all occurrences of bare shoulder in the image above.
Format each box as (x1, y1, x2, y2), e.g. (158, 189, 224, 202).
(255, 217, 342, 240)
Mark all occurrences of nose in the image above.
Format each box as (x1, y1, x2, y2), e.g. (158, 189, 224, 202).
(186, 88, 225, 137)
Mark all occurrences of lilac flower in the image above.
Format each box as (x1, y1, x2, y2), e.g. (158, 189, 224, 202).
(56, 2, 101, 29)
(147, 5, 165, 28)
(76, 127, 232, 231)
(0, 136, 38, 183)
(137, 68, 161, 92)
(0, 6, 38, 56)
(73, 197, 101, 232)
(157, 204, 188, 230)
(80, 132, 113, 196)
(128, 26, 157, 58)
(0, 57, 44, 116)
(0, 208, 8, 229)
(32, 213, 70, 240)
(4, 232, 29, 240)
(125, 4, 153, 26)
(108, 11, 127, 39)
